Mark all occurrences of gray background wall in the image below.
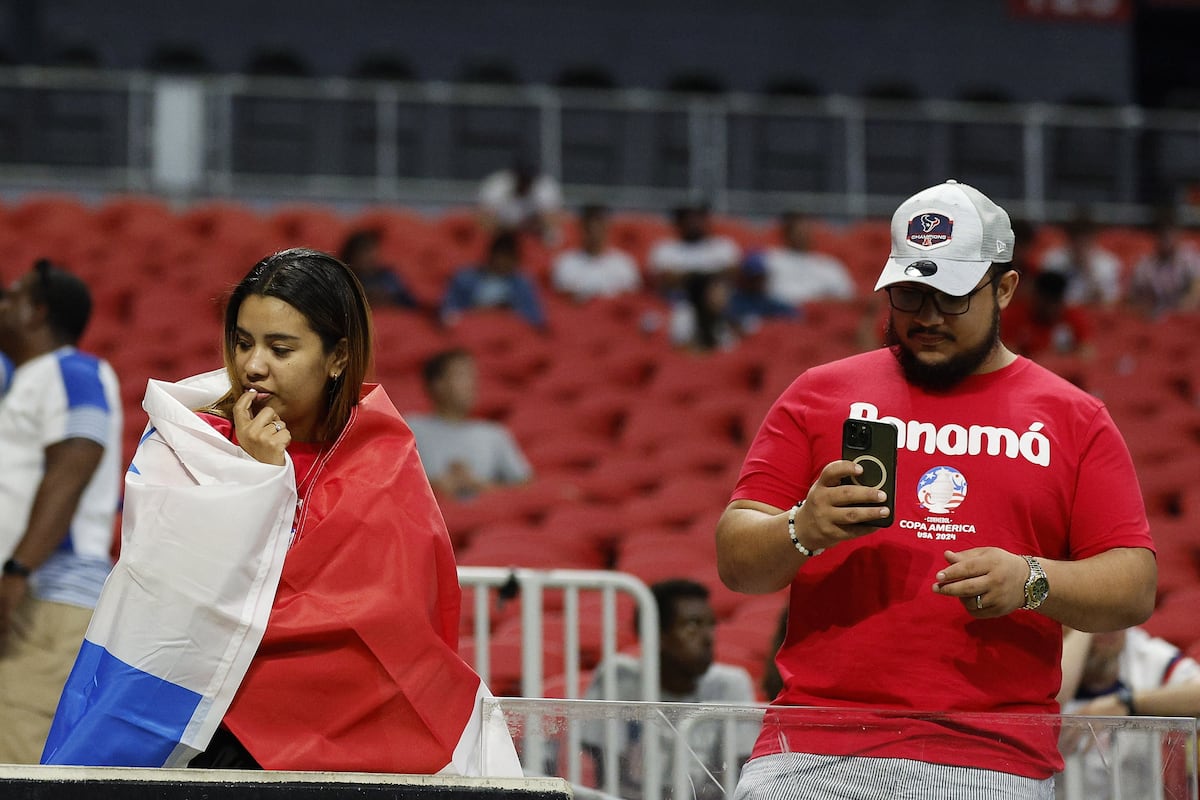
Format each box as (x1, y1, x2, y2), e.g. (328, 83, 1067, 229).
(24, 1, 1135, 104)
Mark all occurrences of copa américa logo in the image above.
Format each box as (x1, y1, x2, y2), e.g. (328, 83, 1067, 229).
(917, 466, 967, 514)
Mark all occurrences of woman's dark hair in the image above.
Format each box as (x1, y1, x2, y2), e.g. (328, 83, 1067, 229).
(213, 248, 373, 442)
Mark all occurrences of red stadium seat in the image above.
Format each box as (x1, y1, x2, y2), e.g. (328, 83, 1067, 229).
(267, 204, 348, 253)
(457, 521, 607, 572)
(459, 631, 566, 697)
(577, 455, 665, 503)
(524, 435, 612, 475)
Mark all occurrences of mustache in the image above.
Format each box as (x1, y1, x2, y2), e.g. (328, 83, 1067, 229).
(908, 325, 956, 341)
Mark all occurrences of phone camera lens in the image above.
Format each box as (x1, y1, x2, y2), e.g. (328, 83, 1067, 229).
(849, 424, 870, 449)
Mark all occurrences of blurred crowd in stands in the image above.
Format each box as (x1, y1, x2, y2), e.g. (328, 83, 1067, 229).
(2, 162, 1200, 744)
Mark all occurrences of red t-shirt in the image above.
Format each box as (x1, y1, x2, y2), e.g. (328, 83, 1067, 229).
(732, 348, 1153, 778)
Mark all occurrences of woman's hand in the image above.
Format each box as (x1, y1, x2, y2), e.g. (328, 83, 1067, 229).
(233, 388, 290, 465)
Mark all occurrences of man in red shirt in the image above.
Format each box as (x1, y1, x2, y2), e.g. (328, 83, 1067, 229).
(717, 180, 1156, 799)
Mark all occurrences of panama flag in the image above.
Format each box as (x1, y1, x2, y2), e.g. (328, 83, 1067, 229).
(41, 371, 298, 767)
(43, 369, 522, 776)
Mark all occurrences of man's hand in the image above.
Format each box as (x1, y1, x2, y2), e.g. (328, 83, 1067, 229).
(0, 574, 29, 655)
(796, 460, 892, 552)
(932, 548, 1030, 617)
(233, 389, 289, 466)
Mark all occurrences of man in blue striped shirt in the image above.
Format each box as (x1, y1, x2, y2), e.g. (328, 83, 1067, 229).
(0, 260, 122, 764)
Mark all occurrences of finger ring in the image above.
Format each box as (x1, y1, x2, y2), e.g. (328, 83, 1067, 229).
(975, 595, 983, 610)
(273, 421, 283, 432)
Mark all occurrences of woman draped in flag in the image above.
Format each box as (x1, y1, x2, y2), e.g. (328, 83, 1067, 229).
(43, 249, 520, 776)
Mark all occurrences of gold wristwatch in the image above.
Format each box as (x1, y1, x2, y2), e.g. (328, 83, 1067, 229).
(1021, 556, 1049, 610)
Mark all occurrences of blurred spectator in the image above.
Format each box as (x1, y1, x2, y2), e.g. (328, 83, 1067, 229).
(440, 231, 547, 329)
(1128, 212, 1200, 317)
(581, 579, 757, 800)
(0, 260, 122, 764)
(648, 204, 741, 294)
(1009, 218, 1041, 276)
(727, 258, 800, 331)
(477, 158, 563, 243)
(338, 229, 420, 310)
(752, 211, 854, 307)
(1039, 213, 1122, 307)
(669, 272, 740, 352)
(1059, 626, 1200, 799)
(406, 348, 531, 499)
(1060, 627, 1200, 718)
(551, 205, 641, 301)
(1004, 271, 1094, 359)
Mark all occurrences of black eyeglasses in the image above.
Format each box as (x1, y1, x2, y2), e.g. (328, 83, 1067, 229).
(885, 278, 994, 316)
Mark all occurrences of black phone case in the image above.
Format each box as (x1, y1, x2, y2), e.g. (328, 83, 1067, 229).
(841, 418, 898, 528)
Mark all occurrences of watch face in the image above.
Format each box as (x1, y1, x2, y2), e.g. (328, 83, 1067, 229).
(1028, 576, 1049, 605)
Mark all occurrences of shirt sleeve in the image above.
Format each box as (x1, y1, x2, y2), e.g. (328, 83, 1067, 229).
(512, 275, 547, 328)
(551, 253, 574, 293)
(1165, 656, 1200, 686)
(0, 351, 12, 397)
(826, 259, 856, 299)
(648, 241, 674, 273)
(716, 237, 742, 268)
(494, 426, 532, 483)
(51, 355, 113, 448)
(616, 252, 642, 290)
(731, 377, 813, 511)
(1066, 404, 1154, 560)
(441, 270, 475, 316)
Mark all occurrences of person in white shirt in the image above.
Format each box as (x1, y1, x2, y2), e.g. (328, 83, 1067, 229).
(1039, 214, 1123, 307)
(1059, 626, 1200, 799)
(757, 211, 855, 307)
(552, 205, 641, 302)
(1128, 212, 1200, 318)
(648, 204, 741, 294)
(477, 159, 563, 243)
(0, 260, 122, 764)
(406, 348, 531, 499)
(582, 579, 758, 800)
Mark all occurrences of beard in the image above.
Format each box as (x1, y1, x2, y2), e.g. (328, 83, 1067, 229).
(886, 302, 1001, 393)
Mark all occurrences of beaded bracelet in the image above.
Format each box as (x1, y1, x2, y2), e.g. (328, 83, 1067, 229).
(787, 502, 823, 558)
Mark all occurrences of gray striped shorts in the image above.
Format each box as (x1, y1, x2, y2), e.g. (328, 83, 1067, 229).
(734, 753, 1055, 800)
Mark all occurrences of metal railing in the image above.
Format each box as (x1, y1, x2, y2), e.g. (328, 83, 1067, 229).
(456, 566, 659, 702)
(457, 567, 661, 799)
(0, 66, 1197, 224)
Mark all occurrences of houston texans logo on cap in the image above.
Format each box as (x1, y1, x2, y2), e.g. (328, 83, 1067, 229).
(906, 212, 953, 250)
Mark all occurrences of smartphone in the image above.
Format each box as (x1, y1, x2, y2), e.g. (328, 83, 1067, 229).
(841, 418, 898, 527)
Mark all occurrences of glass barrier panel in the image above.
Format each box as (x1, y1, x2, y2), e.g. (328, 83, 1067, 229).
(483, 698, 1197, 800)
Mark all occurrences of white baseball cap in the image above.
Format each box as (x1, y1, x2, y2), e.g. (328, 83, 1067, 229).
(874, 179, 1015, 296)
